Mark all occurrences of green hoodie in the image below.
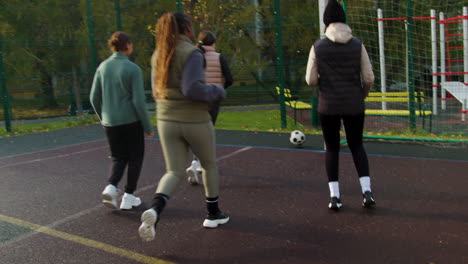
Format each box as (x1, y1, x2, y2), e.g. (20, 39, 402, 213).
(90, 52, 153, 134)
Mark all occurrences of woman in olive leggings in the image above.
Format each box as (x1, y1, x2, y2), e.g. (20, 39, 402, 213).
(138, 12, 229, 242)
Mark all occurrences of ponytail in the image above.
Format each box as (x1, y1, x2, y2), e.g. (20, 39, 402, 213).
(153, 13, 180, 99)
(196, 40, 206, 53)
(196, 31, 216, 54)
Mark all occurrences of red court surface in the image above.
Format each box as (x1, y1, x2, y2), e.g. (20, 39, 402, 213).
(1, 135, 468, 264)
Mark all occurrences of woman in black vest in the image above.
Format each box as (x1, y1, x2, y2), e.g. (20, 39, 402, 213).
(305, 0, 375, 210)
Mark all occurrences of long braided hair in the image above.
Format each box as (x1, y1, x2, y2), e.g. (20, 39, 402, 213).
(153, 12, 190, 99)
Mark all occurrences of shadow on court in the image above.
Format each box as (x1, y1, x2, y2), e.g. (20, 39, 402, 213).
(1, 125, 468, 264)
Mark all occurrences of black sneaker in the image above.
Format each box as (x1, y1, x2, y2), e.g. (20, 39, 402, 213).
(362, 191, 376, 208)
(328, 197, 342, 210)
(203, 212, 230, 228)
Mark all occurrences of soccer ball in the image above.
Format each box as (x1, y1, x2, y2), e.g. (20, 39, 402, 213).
(290, 130, 305, 145)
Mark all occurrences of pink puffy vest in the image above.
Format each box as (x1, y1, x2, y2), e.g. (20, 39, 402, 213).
(202, 46, 224, 88)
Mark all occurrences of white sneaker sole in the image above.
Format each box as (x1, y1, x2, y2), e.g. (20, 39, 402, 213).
(328, 203, 342, 210)
(362, 200, 376, 208)
(139, 209, 157, 242)
(187, 169, 200, 185)
(203, 216, 230, 228)
(102, 193, 118, 209)
(120, 197, 142, 210)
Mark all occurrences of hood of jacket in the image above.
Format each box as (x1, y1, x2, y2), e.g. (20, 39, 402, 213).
(325, 22, 353, 44)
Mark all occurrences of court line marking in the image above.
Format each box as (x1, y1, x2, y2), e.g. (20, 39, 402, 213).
(216, 146, 252, 161)
(0, 214, 174, 264)
(0, 146, 107, 169)
(145, 137, 468, 163)
(0, 139, 106, 160)
(0, 183, 156, 247)
(215, 143, 468, 163)
(0, 146, 251, 261)
(1, 145, 251, 246)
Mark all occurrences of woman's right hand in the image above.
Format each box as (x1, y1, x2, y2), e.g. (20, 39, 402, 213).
(216, 85, 227, 101)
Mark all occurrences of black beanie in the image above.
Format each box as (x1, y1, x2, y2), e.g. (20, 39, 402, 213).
(323, 0, 346, 27)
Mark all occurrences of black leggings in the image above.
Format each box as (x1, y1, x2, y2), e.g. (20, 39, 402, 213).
(319, 113, 369, 182)
(104, 121, 144, 194)
(209, 100, 221, 125)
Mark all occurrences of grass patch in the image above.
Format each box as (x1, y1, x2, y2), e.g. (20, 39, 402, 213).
(214, 109, 321, 133)
(0, 116, 100, 138)
(1, 108, 468, 142)
(0, 106, 70, 121)
(364, 129, 468, 141)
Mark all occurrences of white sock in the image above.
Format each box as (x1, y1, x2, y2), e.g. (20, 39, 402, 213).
(328, 181, 340, 198)
(359, 176, 371, 193)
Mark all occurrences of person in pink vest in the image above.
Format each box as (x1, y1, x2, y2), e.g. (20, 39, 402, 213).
(186, 31, 233, 185)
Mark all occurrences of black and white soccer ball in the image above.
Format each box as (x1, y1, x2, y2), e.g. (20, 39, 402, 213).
(290, 130, 305, 145)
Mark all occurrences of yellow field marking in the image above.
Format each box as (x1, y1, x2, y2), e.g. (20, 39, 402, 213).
(0, 214, 174, 264)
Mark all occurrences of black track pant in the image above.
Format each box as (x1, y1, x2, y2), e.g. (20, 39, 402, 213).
(104, 121, 144, 194)
(209, 100, 221, 125)
(319, 113, 369, 182)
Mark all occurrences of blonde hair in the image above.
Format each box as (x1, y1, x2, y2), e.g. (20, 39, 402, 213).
(153, 13, 180, 99)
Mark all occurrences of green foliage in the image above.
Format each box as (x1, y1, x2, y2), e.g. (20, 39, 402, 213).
(1, 0, 467, 137)
(215, 108, 311, 132)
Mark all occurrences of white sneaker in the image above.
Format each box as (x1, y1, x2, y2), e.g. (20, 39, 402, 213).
(186, 160, 200, 185)
(203, 212, 230, 228)
(101, 184, 120, 209)
(120, 193, 142, 210)
(138, 209, 158, 242)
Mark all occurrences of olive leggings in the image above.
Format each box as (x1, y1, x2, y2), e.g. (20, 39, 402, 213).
(156, 120, 219, 198)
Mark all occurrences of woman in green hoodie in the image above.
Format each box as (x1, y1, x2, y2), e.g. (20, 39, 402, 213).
(90, 31, 154, 211)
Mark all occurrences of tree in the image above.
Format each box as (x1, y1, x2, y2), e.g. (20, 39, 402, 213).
(1, 0, 85, 108)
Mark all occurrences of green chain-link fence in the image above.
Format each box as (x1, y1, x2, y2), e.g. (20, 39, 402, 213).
(1, 0, 467, 137)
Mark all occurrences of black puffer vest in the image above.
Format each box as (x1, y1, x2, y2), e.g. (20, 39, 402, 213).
(314, 37, 364, 115)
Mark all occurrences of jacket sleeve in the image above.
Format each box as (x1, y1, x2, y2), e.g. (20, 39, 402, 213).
(181, 50, 226, 102)
(131, 66, 154, 134)
(361, 44, 374, 97)
(219, 54, 233, 88)
(305, 45, 318, 86)
(89, 70, 102, 121)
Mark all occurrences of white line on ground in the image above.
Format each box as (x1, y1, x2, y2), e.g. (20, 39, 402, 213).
(0, 145, 251, 248)
(216, 147, 252, 161)
(0, 183, 157, 248)
(0, 146, 107, 169)
(0, 139, 106, 160)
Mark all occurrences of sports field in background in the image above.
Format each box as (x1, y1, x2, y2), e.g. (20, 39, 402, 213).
(1, 124, 468, 264)
(2, 0, 468, 137)
(1, 1, 468, 262)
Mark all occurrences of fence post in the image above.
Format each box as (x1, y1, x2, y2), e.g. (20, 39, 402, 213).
(86, 0, 98, 77)
(0, 34, 12, 132)
(310, 96, 319, 127)
(114, 0, 123, 31)
(177, 0, 183, 12)
(406, 0, 416, 130)
(273, 0, 287, 129)
(431, 9, 438, 115)
(342, 0, 347, 23)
